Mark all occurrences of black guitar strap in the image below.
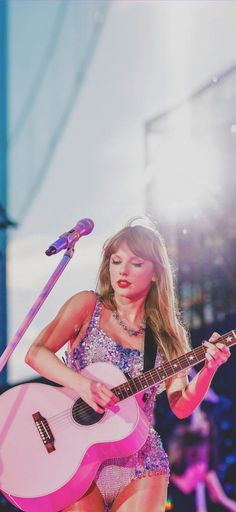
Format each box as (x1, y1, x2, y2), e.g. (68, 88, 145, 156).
(144, 323, 157, 372)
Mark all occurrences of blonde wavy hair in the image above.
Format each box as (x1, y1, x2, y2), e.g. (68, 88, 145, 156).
(97, 221, 190, 360)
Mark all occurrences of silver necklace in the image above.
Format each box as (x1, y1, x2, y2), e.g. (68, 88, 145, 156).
(112, 310, 146, 337)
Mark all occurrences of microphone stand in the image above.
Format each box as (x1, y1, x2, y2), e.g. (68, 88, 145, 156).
(0, 246, 75, 373)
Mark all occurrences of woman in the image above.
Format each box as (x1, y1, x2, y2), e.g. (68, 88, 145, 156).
(168, 409, 236, 511)
(25, 221, 230, 512)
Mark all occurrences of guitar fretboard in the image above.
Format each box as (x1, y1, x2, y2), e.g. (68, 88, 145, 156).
(112, 329, 236, 401)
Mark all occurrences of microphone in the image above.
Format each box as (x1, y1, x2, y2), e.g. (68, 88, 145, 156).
(45, 218, 94, 256)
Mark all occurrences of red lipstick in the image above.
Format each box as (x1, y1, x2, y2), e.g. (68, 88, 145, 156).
(117, 280, 131, 288)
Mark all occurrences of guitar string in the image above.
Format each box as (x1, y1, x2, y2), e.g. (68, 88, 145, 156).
(47, 340, 231, 426)
(34, 336, 235, 450)
(46, 334, 234, 426)
(46, 344, 210, 426)
(48, 345, 205, 423)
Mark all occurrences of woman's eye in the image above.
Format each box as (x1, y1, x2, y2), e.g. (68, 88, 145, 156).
(132, 262, 143, 267)
(111, 259, 121, 265)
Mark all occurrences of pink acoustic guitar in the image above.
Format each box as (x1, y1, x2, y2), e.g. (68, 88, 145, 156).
(0, 330, 235, 512)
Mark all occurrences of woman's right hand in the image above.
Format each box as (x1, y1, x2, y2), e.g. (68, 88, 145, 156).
(76, 374, 119, 413)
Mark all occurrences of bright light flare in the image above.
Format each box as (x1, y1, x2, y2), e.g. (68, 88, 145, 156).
(147, 134, 220, 220)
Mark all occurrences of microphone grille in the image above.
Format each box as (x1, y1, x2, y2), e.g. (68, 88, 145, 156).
(76, 218, 94, 236)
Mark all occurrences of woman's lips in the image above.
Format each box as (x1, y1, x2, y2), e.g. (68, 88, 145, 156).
(117, 280, 131, 288)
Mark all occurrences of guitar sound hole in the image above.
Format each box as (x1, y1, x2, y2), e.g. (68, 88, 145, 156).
(72, 398, 105, 425)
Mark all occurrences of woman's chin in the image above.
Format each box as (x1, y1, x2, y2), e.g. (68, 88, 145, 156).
(114, 288, 146, 301)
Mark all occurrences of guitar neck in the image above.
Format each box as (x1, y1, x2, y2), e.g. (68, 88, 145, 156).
(112, 329, 236, 402)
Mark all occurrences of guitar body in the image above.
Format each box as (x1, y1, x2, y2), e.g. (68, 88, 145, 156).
(0, 362, 149, 512)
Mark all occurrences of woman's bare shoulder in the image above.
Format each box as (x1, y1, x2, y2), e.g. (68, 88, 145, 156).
(66, 290, 97, 317)
(64, 291, 97, 350)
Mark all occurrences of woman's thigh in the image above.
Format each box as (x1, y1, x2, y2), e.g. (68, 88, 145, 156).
(111, 474, 169, 512)
(62, 482, 104, 512)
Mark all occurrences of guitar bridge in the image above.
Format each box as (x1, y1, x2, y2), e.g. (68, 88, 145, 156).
(32, 411, 55, 453)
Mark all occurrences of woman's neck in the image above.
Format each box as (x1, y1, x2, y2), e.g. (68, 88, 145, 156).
(114, 294, 146, 324)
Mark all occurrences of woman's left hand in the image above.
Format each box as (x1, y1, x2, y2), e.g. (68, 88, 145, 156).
(203, 332, 231, 370)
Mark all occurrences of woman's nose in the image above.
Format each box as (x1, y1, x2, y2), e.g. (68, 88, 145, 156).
(119, 263, 129, 276)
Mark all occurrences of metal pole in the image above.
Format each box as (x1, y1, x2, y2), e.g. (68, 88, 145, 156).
(0, 0, 8, 386)
(0, 247, 75, 372)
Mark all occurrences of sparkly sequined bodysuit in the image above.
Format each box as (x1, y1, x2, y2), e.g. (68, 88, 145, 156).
(65, 296, 170, 511)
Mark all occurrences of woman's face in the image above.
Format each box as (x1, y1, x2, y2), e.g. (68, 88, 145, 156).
(109, 241, 155, 301)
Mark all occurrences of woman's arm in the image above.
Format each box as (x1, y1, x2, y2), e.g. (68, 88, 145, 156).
(25, 290, 95, 380)
(170, 462, 208, 494)
(166, 332, 230, 418)
(206, 470, 236, 512)
(25, 291, 118, 412)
